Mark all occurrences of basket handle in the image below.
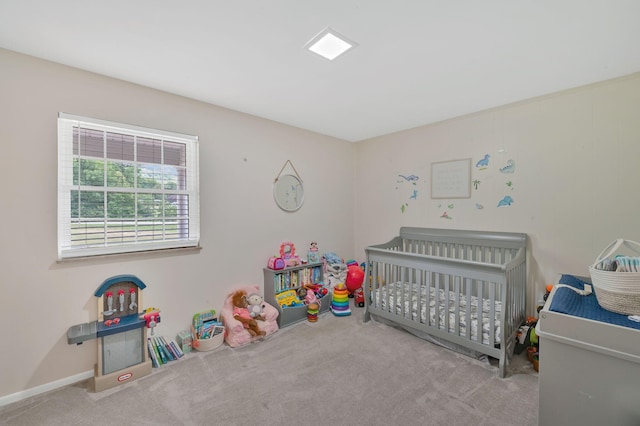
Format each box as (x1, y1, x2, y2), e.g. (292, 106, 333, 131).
(593, 238, 640, 265)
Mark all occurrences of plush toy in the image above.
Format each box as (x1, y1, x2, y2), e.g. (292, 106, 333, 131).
(325, 262, 347, 290)
(247, 293, 266, 320)
(303, 286, 320, 307)
(231, 290, 265, 337)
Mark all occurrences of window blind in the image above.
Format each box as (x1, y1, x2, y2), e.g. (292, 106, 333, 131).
(58, 113, 200, 259)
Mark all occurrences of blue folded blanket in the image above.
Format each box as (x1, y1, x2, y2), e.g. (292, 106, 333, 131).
(549, 274, 640, 330)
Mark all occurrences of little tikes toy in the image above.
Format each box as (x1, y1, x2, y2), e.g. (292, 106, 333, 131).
(66, 274, 158, 392)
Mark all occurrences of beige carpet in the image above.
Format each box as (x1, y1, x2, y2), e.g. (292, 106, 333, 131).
(0, 310, 539, 426)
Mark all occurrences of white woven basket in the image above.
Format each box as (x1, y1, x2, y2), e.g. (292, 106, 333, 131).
(588, 238, 640, 316)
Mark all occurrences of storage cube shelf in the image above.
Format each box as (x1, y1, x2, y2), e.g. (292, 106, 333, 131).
(264, 262, 331, 328)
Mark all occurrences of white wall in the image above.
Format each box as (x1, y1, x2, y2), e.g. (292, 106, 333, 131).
(0, 48, 355, 400)
(354, 72, 640, 313)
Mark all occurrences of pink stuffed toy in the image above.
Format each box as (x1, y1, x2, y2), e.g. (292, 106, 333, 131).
(304, 287, 320, 307)
(231, 290, 265, 337)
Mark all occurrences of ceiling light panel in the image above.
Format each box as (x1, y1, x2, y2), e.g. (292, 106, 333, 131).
(305, 27, 358, 61)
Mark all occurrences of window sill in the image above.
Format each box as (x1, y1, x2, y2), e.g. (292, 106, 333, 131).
(56, 245, 202, 263)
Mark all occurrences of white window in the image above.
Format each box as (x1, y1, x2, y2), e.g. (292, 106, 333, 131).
(58, 113, 200, 259)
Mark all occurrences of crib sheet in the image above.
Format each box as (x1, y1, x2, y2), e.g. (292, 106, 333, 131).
(374, 281, 502, 344)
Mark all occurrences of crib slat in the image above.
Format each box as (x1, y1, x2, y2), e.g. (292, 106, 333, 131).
(444, 274, 450, 334)
(477, 280, 484, 344)
(434, 273, 440, 329)
(465, 281, 472, 341)
(400, 266, 406, 318)
(489, 282, 496, 347)
(416, 268, 423, 323)
(454, 276, 461, 336)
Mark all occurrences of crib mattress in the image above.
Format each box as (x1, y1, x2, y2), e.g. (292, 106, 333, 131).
(373, 281, 502, 344)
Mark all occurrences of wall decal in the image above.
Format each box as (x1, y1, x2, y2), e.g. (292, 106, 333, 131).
(397, 174, 419, 183)
(476, 203, 484, 209)
(475, 154, 490, 170)
(500, 159, 516, 173)
(472, 179, 481, 190)
(396, 172, 420, 213)
(506, 181, 514, 190)
(497, 195, 514, 207)
(440, 211, 453, 219)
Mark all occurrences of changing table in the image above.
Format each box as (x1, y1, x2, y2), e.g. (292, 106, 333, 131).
(537, 275, 640, 426)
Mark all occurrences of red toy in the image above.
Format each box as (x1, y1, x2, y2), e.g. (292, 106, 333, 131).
(345, 264, 365, 295)
(143, 309, 161, 335)
(354, 287, 365, 307)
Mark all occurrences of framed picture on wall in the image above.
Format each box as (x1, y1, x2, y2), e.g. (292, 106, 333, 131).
(431, 158, 471, 199)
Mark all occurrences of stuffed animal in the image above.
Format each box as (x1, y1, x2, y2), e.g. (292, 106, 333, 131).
(231, 290, 265, 337)
(325, 262, 347, 291)
(247, 293, 265, 320)
(303, 285, 320, 307)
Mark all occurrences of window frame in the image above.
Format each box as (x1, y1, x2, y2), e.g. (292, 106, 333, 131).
(57, 113, 200, 260)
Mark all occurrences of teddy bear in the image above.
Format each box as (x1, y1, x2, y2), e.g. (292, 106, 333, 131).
(246, 293, 265, 320)
(231, 290, 265, 337)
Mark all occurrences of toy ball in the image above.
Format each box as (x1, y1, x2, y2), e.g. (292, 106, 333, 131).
(345, 265, 365, 292)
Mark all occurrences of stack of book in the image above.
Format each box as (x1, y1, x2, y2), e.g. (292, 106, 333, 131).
(147, 335, 184, 368)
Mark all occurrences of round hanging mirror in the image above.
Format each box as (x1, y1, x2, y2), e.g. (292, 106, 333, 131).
(274, 174, 304, 212)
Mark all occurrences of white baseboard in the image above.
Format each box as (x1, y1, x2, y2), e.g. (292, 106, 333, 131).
(0, 370, 94, 407)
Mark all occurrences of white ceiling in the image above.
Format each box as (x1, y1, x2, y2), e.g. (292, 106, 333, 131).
(1, 1, 640, 142)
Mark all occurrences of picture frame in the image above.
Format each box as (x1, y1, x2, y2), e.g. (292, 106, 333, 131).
(431, 158, 471, 199)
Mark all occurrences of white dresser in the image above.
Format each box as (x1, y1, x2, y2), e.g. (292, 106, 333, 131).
(537, 275, 640, 426)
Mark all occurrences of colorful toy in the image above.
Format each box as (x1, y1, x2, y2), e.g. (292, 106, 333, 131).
(143, 308, 161, 335)
(330, 283, 351, 316)
(275, 289, 304, 307)
(307, 241, 320, 263)
(268, 256, 285, 270)
(280, 241, 301, 266)
(66, 274, 156, 392)
(307, 302, 319, 322)
(231, 290, 266, 337)
(325, 262, 347, 290)
(304, 283, 328, 297)
(176, 329, 193, 353)
(354, 287, 365, 307)
(303, 286, 320, 306)
(345, 264, 365, 295)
